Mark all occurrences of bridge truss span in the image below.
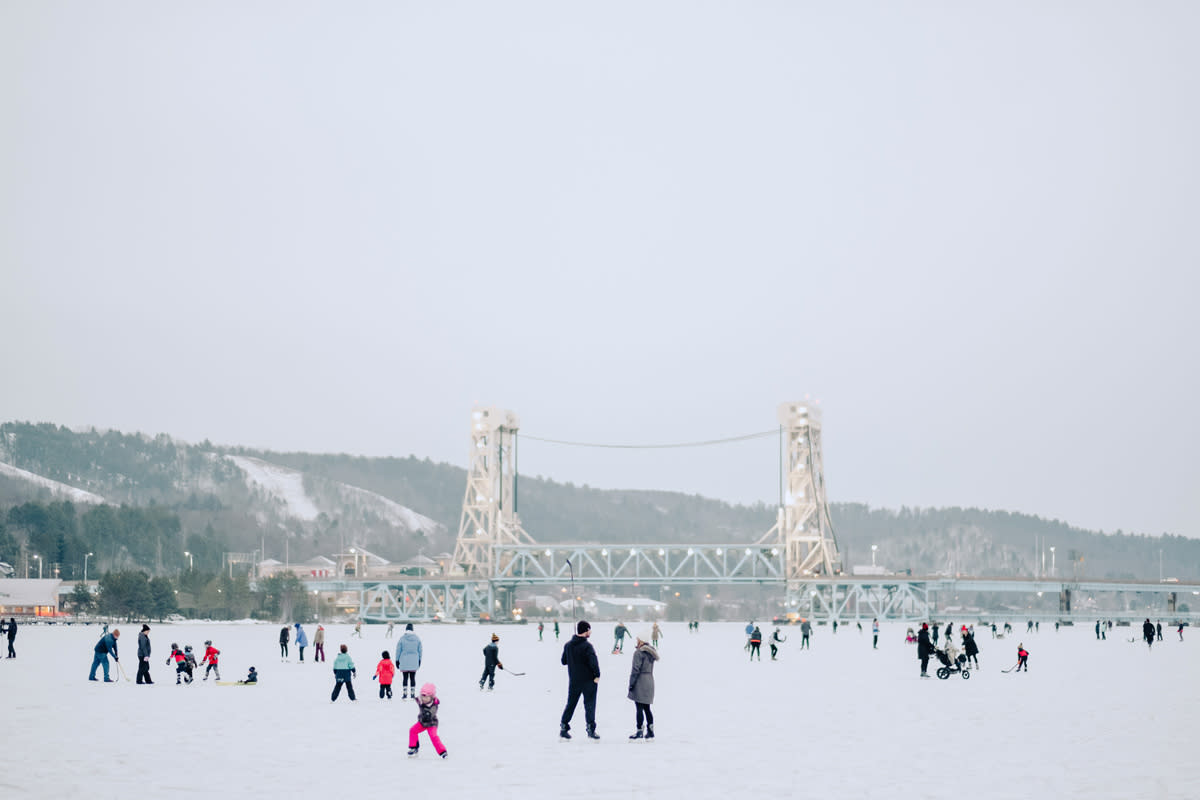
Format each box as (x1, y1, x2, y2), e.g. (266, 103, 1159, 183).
(494, 544, 787, 585)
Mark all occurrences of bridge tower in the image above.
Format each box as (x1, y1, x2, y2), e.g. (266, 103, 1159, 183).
(451, 407, 536, 579)
(758, 401, 841, 578)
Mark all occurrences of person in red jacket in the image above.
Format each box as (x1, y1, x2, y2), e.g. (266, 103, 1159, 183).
(1016, 643, 1029, 672)
(201, 640, 221, 681)
(375, 650, 396, 699)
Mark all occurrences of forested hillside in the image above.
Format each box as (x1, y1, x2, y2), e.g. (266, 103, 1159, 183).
(1, 422, 1196, 582)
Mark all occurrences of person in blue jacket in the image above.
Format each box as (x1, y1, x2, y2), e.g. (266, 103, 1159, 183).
(89, 628, 120, 681)
(295, 623, 309, 662)
(394, 623, 423, 699)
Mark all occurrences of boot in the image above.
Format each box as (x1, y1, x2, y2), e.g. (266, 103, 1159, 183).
(407, 745, 418, 757)
(587, 727, 600, 740)
(645, 724, 654, 739)
(559, 724, 571, 740)
(629, 728, 644, 740)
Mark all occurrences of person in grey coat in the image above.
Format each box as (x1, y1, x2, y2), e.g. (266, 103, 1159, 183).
(626, 629, 660, 740)
(136, 624, 153, 684)
(394, 623, 423, 699)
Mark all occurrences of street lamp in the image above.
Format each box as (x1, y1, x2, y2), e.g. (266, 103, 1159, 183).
(871, 545, 878, 567)
(32, 554, 41, 579)
(84, 552, 94, 582)
(184, 551, 193, 571)
(1049, 547, 1055, 577)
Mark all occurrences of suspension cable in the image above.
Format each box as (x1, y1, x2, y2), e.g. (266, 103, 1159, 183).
(519, 429, 778, 450)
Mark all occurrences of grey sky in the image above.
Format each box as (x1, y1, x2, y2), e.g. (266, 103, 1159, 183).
(2, 2, 1197, 537)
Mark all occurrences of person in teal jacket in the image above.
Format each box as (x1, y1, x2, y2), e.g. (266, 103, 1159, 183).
(331, 644, 357, 702)
(89, 629, 120, 681)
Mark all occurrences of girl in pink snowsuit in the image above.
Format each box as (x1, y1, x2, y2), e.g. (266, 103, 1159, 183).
(408, 682, 447, 758)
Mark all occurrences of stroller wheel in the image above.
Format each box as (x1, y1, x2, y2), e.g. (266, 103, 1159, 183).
(961, 670, 970, 679)
(936, 667, 950, 680)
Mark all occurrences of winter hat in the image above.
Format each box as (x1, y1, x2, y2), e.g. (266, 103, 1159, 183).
(420, 682, 437, 698)
(141, 624, 150, 632)
(491, 633, 499, 642)
(577, 620, 591, 635)
(921, 623, 928, 629)
(405, 623, 414, 631)
(636, 629, 653, 644)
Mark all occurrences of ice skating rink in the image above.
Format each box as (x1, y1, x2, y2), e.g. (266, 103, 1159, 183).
(2, 620, 1195, 799)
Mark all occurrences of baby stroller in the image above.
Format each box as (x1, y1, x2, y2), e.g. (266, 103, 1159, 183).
(934, 647, 970, 680)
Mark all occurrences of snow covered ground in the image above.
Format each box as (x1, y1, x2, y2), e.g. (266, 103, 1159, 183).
(2, 620, 1196, 799)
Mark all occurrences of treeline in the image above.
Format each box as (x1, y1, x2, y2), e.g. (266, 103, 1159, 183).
(66, 569, 315, 622)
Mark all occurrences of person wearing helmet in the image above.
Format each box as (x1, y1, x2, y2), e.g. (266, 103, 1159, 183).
(238, 666, 258, 685)
(201, 640, 221, 681)
(166, 643, 189, 684)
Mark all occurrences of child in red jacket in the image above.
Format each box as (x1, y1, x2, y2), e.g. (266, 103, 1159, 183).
(201, 640, 221, 681)
(1016, 643, 1029, 672)
(374, 651, 395, 699)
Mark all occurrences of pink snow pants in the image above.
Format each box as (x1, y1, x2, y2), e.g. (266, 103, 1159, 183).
(409, 722, 446, 754)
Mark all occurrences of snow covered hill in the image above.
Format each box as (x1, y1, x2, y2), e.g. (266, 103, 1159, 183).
(0, 460, 108, 505)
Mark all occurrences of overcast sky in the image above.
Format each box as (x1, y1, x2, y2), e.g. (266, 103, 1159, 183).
(2, 2, 1197, 538)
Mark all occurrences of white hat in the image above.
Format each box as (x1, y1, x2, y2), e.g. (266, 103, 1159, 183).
(636, 628, 653, 644)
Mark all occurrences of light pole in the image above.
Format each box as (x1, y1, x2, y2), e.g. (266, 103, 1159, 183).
(871, 545, 878, 567)
(1049, 547, 1055, 578)
(84, 552, 94, 583)
(184, 551, 193, 571)
(32, 554, 41, 580)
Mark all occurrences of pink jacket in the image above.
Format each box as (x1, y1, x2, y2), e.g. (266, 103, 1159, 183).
(375, 659, 395, 684)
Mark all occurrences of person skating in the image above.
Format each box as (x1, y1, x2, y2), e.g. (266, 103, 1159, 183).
(917, 623, 933, 677)
(375, 651, 395, 699)
(331, 644, 356, 702)
(800, 618, 812, 650)
(201, 639, 221, 681)
(386, 621, 395, 639)
(538, 621, 544, 641)
(166, 643, 187, 684)
(560, 620, 601, 740)
(554, 620, 560, 640)
(353, 620, 363, 638)
(1179, 624, 1186, 641)
(480, 633, 503, 691)
(613, 622, 629, 654)
(931, 623, 939, 647)
(769, 627, 787, 660)
(651, 622, 663, 648)
(5, 617, 16, 658)
(89, 628, 120, 682)
(394, 622, 422, 698)
(1156, 621, 1163, 642)
(238, 666, 258, 684)
(136, 624, 153, 684)
(748, 626, 763, 661)
(1142, 619, 1155, 650)
(872, 618, 880, 650)
(295, 623, 308, 662)
(279, 626, 290, 661)
(314, 625, 326, 662)
(408, 682, 448, 758)
(1016, 643, 1029, 672)
(627, 629, 659, 740)
(945, 622, 953, 642)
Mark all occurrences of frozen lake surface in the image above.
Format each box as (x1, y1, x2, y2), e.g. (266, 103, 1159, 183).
(2, 620, 1195, 799)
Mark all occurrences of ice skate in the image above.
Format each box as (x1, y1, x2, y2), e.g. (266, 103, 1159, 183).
(645, 724, 655, 740)
(407, 746, 418, 757)
(559, 724, 571, 740)
(629, 728, 644, 740)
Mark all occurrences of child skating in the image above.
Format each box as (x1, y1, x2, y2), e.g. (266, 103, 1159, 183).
(375, 650, 395, 699)
(480, 634, 503, 691)
(201, 639, 221, 681)
(409, 682, 448, 759)
(331, 644, 357, 702)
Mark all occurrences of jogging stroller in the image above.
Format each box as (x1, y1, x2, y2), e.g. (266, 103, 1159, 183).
(934, 647, 971, 680)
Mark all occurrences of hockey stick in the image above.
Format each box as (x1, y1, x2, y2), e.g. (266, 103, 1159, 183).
(1000, 662, 1021, 673)
(500, 666, 526, 676)
(116, 660, 132, 682)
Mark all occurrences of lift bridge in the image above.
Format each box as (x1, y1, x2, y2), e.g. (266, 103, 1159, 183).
(354, 405, 1199, 624)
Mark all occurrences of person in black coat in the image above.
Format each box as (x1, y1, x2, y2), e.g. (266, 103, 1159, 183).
(917, 623, 933, 677)
(962, 627, 980, 669)
(5, 617, 16, 658)
(1142, 618, 1156, 649)
(136, 624, 153, 684)
(560, 620, 601, 740)
(480, 634, 503, 691)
